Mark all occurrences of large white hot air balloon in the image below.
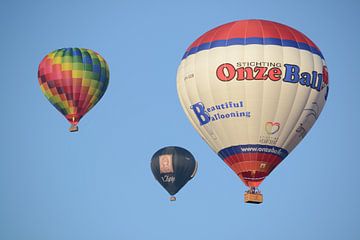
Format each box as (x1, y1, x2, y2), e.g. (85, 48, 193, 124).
(177, 19, 329, 204)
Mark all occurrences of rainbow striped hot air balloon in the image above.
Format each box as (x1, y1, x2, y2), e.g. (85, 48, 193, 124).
(38, 48, 109, 132)
(177, 19, 329, 203)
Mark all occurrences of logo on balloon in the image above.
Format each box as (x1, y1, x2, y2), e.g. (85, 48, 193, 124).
(190, 101, 250, 126)
(161, 175, 176, 183)
(159, 154, 174, 174)
(265, 121, 280, 135)
(216, 63, 325, 92)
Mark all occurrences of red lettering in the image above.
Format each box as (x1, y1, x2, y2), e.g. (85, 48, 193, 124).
(268, 67, 282, 81)
(216, 64, 283, 82)
(254, 67, 268, 80)
(216, 63, 236, 81)
(236, 67, 254, 80)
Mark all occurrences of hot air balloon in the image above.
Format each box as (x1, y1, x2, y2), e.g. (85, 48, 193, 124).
(151, 146, 198, 201)
(177, 19, 329, 204)
(38, 48, 109, 132)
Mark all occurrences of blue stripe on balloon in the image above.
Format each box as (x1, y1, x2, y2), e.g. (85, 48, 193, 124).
(83, 55, 93, 64)
(182, 37, 324, 60)
(72, 48, 82, 56)
(92, 64, 101, 73)
(217, 144, 289, 160)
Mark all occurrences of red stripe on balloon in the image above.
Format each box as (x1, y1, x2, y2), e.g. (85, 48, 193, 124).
(186, 19, 319, 52)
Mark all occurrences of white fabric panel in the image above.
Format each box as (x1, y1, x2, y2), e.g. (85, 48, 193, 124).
(177, 44, 327, 154)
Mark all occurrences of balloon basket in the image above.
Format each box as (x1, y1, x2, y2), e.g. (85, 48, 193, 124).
(170, 196, 176, 201)
(69, 125, 79, 132)
(244, 188, 263, 204)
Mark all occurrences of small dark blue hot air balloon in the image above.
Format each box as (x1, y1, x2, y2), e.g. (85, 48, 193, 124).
(151, 146, 198, 201)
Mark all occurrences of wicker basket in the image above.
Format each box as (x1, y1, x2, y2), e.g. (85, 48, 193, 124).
(69, 125, 79, 132)
(244, 193, 263, 204)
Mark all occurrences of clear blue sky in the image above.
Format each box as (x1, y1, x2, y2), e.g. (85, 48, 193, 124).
(0, 0, 359, 239)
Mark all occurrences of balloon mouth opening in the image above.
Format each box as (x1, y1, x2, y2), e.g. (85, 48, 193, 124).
(244, 180, 263, 188)
(66, 114, 81, 125)
(66, 114, 81, 132)
(237, 172, 265, 188)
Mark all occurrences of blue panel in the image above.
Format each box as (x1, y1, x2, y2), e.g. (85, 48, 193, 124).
(218, 144, 289, 160)
(182, 37, 325, 60)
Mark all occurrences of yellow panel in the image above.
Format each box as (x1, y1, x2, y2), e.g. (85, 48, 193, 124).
(62, 63, 73, 71)
(82, 78, 91, 87)
(72, 70, 83, 78)
(53, 57, 63, 64)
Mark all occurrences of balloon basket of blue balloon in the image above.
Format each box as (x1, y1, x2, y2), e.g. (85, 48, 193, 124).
(170, 196, 176, 201)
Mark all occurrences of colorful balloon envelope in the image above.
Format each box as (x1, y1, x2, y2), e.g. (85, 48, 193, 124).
(151, 146, 198, 201)
(177, 19, 329, 203)
(38, 48, 109, 132)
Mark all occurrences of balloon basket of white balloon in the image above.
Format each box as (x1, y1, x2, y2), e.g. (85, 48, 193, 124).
(244, 187, 263, 204)
(170, 196, 176, 201)
(69, 125, 78, 132)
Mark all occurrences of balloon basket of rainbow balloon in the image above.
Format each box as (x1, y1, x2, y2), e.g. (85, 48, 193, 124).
(69, 125, 78, 132)
(244, 187, 263, 204)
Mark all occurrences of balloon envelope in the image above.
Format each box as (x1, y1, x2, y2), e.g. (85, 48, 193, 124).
(38, 48, 109, 130)
(151, 146, 197, 196)
(177, 19, 329, 188)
